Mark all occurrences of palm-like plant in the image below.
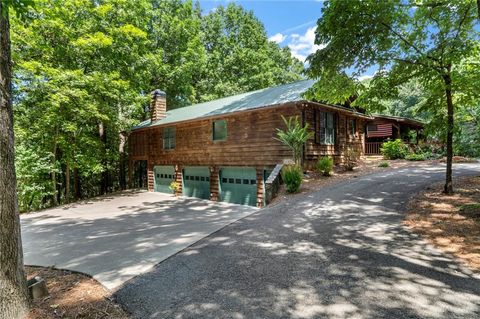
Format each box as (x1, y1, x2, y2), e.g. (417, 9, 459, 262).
(275, 116, 314, 166)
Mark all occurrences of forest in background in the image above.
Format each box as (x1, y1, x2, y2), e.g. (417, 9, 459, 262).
(378, 80, 480, 159)
(11, 0, 304, 212)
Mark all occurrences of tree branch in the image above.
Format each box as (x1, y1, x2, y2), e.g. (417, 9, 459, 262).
(477, 0, 480, 19)
(375, 18, 442, 68)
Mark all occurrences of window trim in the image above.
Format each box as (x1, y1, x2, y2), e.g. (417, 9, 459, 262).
(350, 118, 357, 137)
(163, 126, 176, 150)
(315, 110, 336, 145)
(212, 119, 227, 141)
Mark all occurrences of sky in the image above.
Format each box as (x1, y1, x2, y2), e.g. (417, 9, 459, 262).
(199, 0, 325, 62)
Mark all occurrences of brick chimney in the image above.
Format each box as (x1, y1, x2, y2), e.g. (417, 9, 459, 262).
(150, 89, 167, 122)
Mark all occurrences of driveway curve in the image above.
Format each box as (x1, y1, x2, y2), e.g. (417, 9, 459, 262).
(115, 163, 480, 319)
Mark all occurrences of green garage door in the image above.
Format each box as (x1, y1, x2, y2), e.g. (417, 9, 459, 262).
(219, 167, 257, 206)
(182, 166, 210, 200)
(153, 165, 175, 193)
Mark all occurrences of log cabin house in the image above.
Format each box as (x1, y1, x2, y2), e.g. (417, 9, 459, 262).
(128, 80, 421, 207)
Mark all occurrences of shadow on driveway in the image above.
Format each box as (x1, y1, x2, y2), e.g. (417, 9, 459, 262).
(115, 164, 480, 319)
(21, 192, 257, 290)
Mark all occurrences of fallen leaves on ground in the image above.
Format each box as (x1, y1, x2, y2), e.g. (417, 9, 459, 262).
(405, 176, 480, 271)
(25, 266, 128, 319)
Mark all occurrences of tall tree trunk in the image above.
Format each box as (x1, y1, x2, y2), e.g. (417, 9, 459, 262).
(51, 126, 58, 206)
(99, 122, 108, 195)
(0, 4, 30, 318)
(443, 71, 454, 195)
(119, 131, 127, 191)
(73, 167, 81, 200)
(65, 160, 70, 203)
(477, 0, 480, 19)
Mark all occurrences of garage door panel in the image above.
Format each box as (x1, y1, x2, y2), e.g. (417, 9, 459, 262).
(220, 167, 257, 206)
(182, 167, 210, 200)
(154, 166, 175, 194)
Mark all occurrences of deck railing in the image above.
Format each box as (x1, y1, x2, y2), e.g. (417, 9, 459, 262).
(365, 142, 383, 155)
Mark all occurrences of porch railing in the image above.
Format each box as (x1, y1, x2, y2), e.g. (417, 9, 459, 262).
(365, 142, 383, 155)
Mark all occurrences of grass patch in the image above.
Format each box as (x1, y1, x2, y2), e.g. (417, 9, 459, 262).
(459, 203, 480, 219)
(378, 161, 389, 168)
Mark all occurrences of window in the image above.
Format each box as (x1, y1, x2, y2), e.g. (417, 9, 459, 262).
(213, 120, 227, 141)
(350, 119, 357, 137)
(367, 124, 378, 132)
(163, 127, 176, 150)
(315, 110, 336, 145)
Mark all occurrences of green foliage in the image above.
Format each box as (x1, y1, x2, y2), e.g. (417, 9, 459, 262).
(281, 165, 303, 193)
(275, 116, 314, 166)
(11, 0, 304, 211)
(381, 139, 408, 160)
(1, 0, 34, 19)
(378, 161, 389, 168)
(454, 106, 480, 158)
(405, 153, 426, 161)
(316, 156, 333, 176)
(306, 0, 480, 192)
(169, 181, 181, 193)
(198, 3, 304, 101)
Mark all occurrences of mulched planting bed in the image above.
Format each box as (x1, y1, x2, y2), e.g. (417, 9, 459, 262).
(405, 175, 480, 271)
(25, 266, 128, 319)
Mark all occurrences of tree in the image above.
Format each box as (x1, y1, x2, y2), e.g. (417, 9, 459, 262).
(306, 0, 480, 194)
(276, 116, 314, 166)
(10, 0, 304, 212)
(199, 3, 304, 101)
(0, 1, 31, 318)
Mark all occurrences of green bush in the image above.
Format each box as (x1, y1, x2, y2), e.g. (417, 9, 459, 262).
(378, 161, 389, 168)
(281, 165, 303, 193)
(405, 153, 426, 161)
(316, 156, 334, 176)
(380, 139, 408, 159)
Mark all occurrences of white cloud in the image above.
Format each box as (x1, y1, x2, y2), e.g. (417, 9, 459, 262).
(287, 26, 325, 62)
(269, 33, 287, 44)
(357, 74, 374, 81)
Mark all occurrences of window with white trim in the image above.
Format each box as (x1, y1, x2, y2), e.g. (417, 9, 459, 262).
(163, 127, 176, 150)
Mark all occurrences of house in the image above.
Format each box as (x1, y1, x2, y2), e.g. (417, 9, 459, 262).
(365, 114, 424, 155)
(128, 80, 418, 207)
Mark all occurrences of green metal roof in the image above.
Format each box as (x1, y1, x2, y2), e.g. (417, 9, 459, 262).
(371, 114, 425, 128)
(132, 79, 316, 130)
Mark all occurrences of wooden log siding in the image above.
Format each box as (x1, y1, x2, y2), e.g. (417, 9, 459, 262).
(303, 105, 365, 165)
(210, 167, 219, 202)
(129, 102, 367, 205)
(130, 105, 300, 167)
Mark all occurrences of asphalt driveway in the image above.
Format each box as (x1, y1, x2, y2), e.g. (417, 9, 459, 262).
(21, 191, 257, 290)
(115, 163, 480, 319)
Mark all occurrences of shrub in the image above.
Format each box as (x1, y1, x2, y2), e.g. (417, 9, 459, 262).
(380, 139, 408, 159)
(405, 153, 426, 161)
(281, 165, 303, 193)
(378, 161, 389, 168)
(316, 156, 333, 176)
(169, 181, 181, 193)
(275, 116, 314, 166)
(343, 148, 359, 171)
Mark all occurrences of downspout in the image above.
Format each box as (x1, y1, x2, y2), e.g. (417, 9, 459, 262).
(301, 105, 306, 169)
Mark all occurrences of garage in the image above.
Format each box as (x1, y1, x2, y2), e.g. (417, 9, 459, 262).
(182, 166, 210, 200)
(153, 165, 175, 193)
(219, 167, 257, 206)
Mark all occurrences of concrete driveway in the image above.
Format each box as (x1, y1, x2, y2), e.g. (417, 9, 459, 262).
(21, 191, 257, 290)
(115, 163, 480, 319)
